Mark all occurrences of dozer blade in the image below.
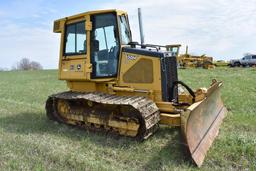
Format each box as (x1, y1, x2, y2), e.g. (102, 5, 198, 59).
(181, 81, 227, 167)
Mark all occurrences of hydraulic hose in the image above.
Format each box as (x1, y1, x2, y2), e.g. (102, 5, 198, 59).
(172, 81, 195, 103)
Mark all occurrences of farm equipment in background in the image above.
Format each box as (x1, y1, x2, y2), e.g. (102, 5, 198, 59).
(177, 46, 215, 69)
(165, 44, 181, 57)
(213, 60, 229, 67)
(46, 9, 227, 167)
(165, 44, 214, 69)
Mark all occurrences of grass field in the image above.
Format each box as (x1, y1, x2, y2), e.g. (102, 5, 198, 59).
(0, 68, 255, 170)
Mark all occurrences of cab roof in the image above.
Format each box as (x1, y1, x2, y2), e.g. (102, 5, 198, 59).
(55, 9, 127, 22)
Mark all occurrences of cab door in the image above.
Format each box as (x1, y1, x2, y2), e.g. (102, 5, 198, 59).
(59, 20, 88, 80)
(90, 13, 120, 79)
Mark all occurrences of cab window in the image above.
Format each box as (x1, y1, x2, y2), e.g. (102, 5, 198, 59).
(119, 15, 131, 45)
(90, 13, 120, 78)
(65, 21, 86, 55)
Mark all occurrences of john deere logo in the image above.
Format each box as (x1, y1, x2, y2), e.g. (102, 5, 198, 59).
(77, 64, 81, 70)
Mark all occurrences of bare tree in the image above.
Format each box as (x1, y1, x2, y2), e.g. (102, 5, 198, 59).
(17, 58, 31, 70)
(30, 61, 43, 70)
(14, 58, 43, 70)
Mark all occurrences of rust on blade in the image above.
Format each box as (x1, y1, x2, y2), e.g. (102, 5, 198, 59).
(181, 81, 227, 167)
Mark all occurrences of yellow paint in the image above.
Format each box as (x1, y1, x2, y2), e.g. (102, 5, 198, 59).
(53, 9, 219, 128)
(159, 113, 181, 126)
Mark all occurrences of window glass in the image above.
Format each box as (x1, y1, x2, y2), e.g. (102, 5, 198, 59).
(76, 22, 86, 53)
(105, 26, 117, 48)
(65, 25, 76, 54)
(245, 56, 251, 60)
(252, 55, 256, 59)
(95, 28, 107, 50)
(65, 21, 86, 55)
(119, 15, 131, 45)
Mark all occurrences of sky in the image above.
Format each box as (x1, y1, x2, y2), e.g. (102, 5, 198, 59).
(0, 0, 256, 69)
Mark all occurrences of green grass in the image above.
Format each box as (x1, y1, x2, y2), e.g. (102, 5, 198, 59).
(0, 68, 255, 170)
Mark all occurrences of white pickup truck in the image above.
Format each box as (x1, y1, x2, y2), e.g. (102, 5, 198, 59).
(230, 54, 256, 67)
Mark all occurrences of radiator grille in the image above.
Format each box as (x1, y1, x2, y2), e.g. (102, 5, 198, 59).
(161, 55, 178, 102)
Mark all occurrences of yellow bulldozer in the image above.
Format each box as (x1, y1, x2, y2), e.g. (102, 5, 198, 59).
(46, 9, 227, 167)
(174, 46, 215, 69)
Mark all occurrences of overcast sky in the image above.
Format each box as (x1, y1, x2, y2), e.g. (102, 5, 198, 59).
(0, 0, 255, 69)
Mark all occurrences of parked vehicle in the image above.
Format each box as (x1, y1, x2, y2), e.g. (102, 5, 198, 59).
(230, 54, 256, 67)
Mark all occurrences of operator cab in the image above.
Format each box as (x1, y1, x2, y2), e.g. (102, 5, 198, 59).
(54, 10, 132, 80)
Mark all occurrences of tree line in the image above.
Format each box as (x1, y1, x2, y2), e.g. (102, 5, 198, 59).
(12, 58, 43, 70)
(0, 58, 43, 71)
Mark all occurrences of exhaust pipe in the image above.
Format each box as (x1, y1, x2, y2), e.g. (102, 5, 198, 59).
(138, 8, 145, 45)
(185, 45, 189, 55)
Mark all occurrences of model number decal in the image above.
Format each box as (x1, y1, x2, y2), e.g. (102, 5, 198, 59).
(127, 55, 137, 60)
